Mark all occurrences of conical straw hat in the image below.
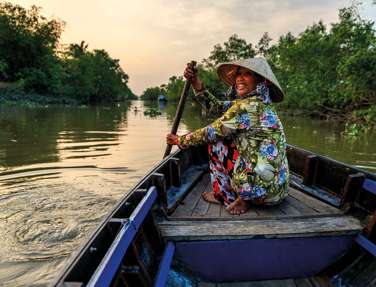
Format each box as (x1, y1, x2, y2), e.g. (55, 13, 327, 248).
(217, 57, 284, 102)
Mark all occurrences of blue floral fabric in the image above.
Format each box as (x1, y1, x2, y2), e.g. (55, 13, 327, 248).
(179, 82, 289, 205)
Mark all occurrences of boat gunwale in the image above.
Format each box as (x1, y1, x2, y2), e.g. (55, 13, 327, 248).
(52, 144, 376, 286)
(52, 149, 180, 286)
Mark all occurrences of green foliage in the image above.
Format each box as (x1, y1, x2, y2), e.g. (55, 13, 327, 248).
(0, 2, 135, 104)
(144, 107, 161, 117)
(165, 75, 186, 101)
(0, 59, 7, 78)
(259, 4, 376, 130)
(0, 2, 64, 85)
(256, 32, 273, 57)
(203, 34, 256, 68)
(143, 4, 376, 131)
(343, 123, 364, 137)
(351, 106, 376, 127)
(196, 65, 226, 98)
(62, 47, 135, 103)
(140, 34, 247, 102)
(337, 48, 376, 104)
(140, 86, 164, 101)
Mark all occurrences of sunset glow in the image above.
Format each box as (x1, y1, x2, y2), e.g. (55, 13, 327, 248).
(8, 0, 376, 95)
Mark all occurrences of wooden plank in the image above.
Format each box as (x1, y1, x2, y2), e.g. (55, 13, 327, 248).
(151, 173, 167, 211)
(290, 174, 342, 207)
(303, 155, 318, 186)
(254, 205, 285, 217)
(169, 157, 181, 187)
(366, 210, 376, 239)
(285, 196, 317, 215)
(294, 278, 314, 287)
(286, 145, 309, 175)
(314, 158, 350, 196)
(171, 177, 342, 220)
(171, 185, 202, 217)
(158, 215, 362, 241)
(192, 195, 210, 216)
(171, 174, 208, 217)
(349, 257, 376, 287)
(341, 172, 365, 205)
(278, 199, 302, 216)
(218, 203, 259, 218)
(236, 206, 260, 218)
(206, 202, 221, 217)
(191, 174, 211, 216)
(288, 188, 341, 214)
(308, 276, 333, 287)
(220, 205, 240, 218)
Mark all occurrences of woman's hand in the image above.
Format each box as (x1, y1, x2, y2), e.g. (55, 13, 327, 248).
(166, 133, 179, 145)
(184, 63, 203, 92)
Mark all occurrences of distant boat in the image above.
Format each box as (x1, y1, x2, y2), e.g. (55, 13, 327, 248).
(53, 144, 376, 287)
(158, 95, 167, 102)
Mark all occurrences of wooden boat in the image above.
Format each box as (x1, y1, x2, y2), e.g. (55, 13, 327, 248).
(53, 144, 376, 287)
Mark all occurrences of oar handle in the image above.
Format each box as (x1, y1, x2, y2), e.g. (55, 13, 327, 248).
(164, 60, 197, 158)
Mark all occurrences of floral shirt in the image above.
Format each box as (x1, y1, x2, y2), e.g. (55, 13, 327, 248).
(179, 83, 289, 205)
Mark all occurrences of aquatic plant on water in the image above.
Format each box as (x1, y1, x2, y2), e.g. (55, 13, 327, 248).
(144, 108, 162, 117)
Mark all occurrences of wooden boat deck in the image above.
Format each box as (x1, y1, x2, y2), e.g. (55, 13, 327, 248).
(160, 173, 363, 241)
(170, 173, 342, 219)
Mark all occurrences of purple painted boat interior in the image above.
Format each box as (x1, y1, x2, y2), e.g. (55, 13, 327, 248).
(174, 236, 355, 282)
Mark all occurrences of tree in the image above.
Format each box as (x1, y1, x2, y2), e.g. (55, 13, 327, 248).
(144, 2, 376, 126)
(256, 32, 272, 57)
(140, 86, 165, 101)
(196, 64, 227, 98)
(0, 2, 136, 103)
(165, 75, 185, 101)
(67, 41, 89, 58)
(62, 46, 135, 103)
(203, 34, 256, 67)
(0, 2, 64, 85)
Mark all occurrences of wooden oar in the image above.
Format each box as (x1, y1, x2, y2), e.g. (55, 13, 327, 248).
(163, 60, 197, 158)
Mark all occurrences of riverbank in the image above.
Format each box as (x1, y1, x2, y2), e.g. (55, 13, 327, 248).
(0, 91, 79, 108)
(0, 90, 137, 108)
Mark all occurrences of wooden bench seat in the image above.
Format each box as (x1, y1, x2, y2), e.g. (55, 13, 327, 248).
(158, 215, 362, 241)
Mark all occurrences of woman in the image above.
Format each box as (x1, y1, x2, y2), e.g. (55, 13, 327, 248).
(166, 58, 289, 215)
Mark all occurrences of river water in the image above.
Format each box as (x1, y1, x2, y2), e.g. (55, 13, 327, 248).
(0, 100, 375, 286)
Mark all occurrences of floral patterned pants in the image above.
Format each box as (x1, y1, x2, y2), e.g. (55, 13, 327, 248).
(208, 138, 239, 205)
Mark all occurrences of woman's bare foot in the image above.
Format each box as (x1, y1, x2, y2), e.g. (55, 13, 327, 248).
(202, 191, 220, 204)
(226, 198, 250, 215)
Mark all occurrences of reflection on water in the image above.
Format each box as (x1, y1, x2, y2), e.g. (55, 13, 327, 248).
(0, 100, 375, 286)
(281, 115, 376, 172)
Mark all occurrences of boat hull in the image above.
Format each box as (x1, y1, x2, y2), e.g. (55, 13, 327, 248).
(174, 235, 355, 282)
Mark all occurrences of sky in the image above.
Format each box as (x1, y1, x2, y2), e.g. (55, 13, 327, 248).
(9, 0, 376, 95)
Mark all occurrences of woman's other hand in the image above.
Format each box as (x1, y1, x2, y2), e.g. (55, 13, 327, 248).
(184, 63, 203, 92)
(166, 133, 179, 145)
